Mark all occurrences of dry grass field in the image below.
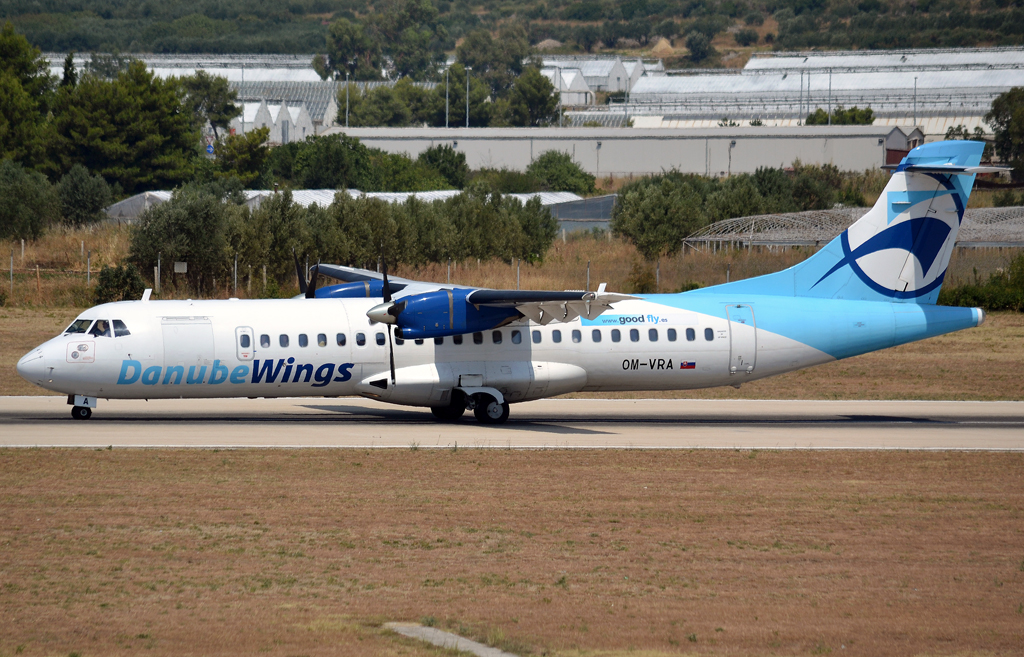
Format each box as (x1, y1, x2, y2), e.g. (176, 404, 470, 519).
(0, 449, 1021, 656)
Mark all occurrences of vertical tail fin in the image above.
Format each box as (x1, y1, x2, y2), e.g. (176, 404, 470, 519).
(710, 140, 986, 304)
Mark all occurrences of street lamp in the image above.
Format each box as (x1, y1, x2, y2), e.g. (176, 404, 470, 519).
(914, 76, 918, 126)
(345, 70, 350, 128)
(445, 67, 450, 129)
(465, 66, 472, 128)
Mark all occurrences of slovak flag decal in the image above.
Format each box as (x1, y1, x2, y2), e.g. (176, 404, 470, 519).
(680, 361, 696, 370)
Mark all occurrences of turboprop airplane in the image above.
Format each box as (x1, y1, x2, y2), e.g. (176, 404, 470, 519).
(17, 141, 1001, 423)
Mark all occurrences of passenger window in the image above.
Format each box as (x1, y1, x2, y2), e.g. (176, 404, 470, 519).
(532, 330, 541, 344)
(113, 320, 131, 337)
(65, 319, 92, 334)
(592, 329, 601, 343)
(492, 330, 502, 344)
(336, 333, 346, 346)
(415, 338, 424, 345)
(376, 332, 386, 346)
(571, 329, 581, 343)
(240, 334, 251, 348)
(705, 328, 714, 341)
(667, 328, 677, 342)
(317, 333, 327, 347)
(649, 328, 658, 342)
(686, 328, 696, 342)
(511, 330, 522, 344)
(552, 330, 562, 343)
(279, 334, 289, 348)
(261, 334, 271, 348)
(299, 334, 308, 347)
(356, 333, 366, 346)
(630, 328, 639, 342)
(434, 337, 444, 345)
(89, 320, 111, 337)
(453, 334, 463, 345)
(611, 329, 621, 342)
(473, 332, 483, 345)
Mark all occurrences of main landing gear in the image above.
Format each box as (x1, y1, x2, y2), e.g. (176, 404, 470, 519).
(430, 391, 509, 425)
(71, 406, 92, 420)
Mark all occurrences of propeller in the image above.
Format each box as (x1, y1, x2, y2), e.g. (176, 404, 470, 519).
(293, 250, 307, 295)
(305, 261, 321, 299)
(381, 254, 397, 387)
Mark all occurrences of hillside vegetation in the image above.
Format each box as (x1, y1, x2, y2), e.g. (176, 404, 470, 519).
(4, 0, 1024, 57)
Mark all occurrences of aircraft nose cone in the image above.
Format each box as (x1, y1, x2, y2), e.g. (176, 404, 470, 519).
(16, 348, 46, 382)
(367, 302, 397, 325)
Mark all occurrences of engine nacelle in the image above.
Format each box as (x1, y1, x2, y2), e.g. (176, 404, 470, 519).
(394, 288, 520, 339)
(315, 281, 385, 298)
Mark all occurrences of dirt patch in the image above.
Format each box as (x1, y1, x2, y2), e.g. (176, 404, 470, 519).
(0, 449, 1021, 656)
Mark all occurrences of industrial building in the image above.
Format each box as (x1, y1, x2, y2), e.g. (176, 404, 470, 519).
(568, 47, 1024, 139)
(322, 125, 916, 177)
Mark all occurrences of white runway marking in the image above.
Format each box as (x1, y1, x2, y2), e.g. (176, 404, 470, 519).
(2, 396, 1023, 450)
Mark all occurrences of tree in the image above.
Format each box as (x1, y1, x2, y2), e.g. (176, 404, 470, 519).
(0, 159, 59, 240)
(0, 21, 55, 113)
(432, 63, 489, 127)
(527, 150, 596, 195)
(49, 61, 200, 193)
(57, 164, 112, 227)
(351, 84, 413, 127)
(685, 31, 712, 63)
(507, 66, 559, 127)
(735, 28, 759, 46)
(290, 134, 371, 190)
(0, 71, 49, 168)
(129, 184, 230, 293)
(575, 25, 601, 52)
(805, 105, 874, 125)
(94, 264, 145, 304)
(85, 50, 133, 81)
(418, 144, 469, 188)
(985, 87, 1024, 172)
(320, 18, 383, 81)
(213, 126, 271, 187)
(612, 175, 709, 260)
(181, 70, 241, 140)
(60, 52, 77, 88)
(456, 24, 531, 97)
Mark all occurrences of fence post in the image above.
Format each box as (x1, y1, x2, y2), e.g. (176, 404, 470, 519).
(517, 259, 520, 290)
(9, 250, 12, 297)
(263, 265, 267, 290)
(36, 265, 40, 295)
(87, 250, 91, 285)
(248, 265, 252, 295)
(156, 252, 161, 294)
(233, 254, 238, 296)
(21, 239, 24, 264)
(586, 260, 590, 292)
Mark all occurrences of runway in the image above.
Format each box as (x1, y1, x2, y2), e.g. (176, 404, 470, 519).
(1, 396, 1022, 449)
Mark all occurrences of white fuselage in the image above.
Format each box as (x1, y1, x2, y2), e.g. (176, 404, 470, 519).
(17, 296, 830, 407)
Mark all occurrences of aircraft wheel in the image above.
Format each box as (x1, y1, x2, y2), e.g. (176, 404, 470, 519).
(473, 395, 509, 424)
(71, 406, 92, 420)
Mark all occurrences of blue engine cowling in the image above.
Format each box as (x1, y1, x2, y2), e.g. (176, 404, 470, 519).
(394, 288, 521, 339)
(314, 281, 386, 298)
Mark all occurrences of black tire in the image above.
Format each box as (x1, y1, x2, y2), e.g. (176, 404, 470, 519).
(430, 404, 465, 421)
(473, 395, 510, 424)
(71, 406, 92, 420)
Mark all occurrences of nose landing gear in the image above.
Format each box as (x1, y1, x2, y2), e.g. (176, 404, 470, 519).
(68, 394, 96, 420)
(71, 406, 92, 420)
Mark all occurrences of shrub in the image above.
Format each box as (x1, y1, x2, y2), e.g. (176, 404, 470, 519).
(685, 31, 712, 62)
(627, 260, 657, 293)
(58, 164, 111, 227)
(734, 29, 759, 46)
(0, 159, 59, 240)
(418, 144, 469, 189)
(94, 263, 146, 304)
(526, 150, 596, 195)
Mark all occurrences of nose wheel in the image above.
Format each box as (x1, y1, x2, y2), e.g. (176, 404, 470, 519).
(71, 406, 92, 420)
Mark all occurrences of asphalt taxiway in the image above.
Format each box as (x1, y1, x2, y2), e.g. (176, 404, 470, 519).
(1, 396, 1022, 449)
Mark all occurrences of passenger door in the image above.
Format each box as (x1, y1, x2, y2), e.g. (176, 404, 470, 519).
(726, 304, 756, 375)
(235, 326, 255, 361)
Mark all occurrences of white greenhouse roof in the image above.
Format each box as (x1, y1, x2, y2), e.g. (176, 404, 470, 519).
(746, 47, 1024, 73)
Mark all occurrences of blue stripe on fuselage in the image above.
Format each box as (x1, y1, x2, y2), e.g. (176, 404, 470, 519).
(637, 293, 980, 360)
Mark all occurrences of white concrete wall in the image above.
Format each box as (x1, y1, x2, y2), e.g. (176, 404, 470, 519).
(321, 127, 893, 176)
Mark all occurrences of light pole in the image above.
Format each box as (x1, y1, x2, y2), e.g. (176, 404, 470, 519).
(345, 70, 350, 128)
(465, 66, 472, 128)
(914, 76, 918, 126)
(445, 67, 449, 128)
(827, 68, 832, 125)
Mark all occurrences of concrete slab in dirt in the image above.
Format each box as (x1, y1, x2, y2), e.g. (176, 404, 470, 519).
(384, 622, 518, 657)
(1, 396, 1023, 450)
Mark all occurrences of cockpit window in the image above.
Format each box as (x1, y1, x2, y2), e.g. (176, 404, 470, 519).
(88, 320, 111, 337)
(113, 320, 130, 337)
(65, 319, 92, 334)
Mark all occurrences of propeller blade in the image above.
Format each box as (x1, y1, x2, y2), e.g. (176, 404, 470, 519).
(381, 255, 392, 303)
(305, 262, 320, 299)
(387, 326, 396, 387)
(293, 250, 307, 295)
